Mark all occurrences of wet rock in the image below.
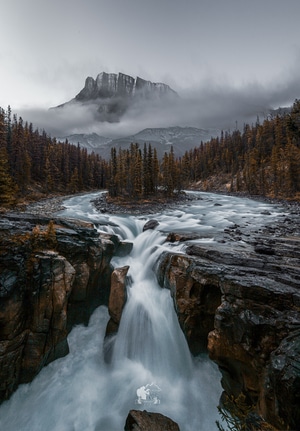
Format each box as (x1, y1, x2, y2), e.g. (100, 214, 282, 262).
(157, 225, 300, 430)
(115, 241, 133, 257)
(155, 251, 222, 354)
(165, 232, 201, 243)
(143, 219, 159, 231)
(254, 244, 275, 255)
(266, 330, 300, 430)
(0, 214, 117, 402)
(107, 265, 129, 328)
(124, 409, 180, 431)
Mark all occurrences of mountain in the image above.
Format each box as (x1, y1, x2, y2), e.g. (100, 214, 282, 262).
(61, 126, 220, 159)
(53, 72, 178, 122)
(60, 133, 111, 151)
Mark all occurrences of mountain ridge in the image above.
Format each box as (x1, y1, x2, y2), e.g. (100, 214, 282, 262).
(54, 72, 178, 122)
(60, 125, 220, 159)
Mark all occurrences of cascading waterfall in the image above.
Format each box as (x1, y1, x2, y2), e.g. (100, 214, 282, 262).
(105, 223, 194, 380)
(0, 191, 283, 431)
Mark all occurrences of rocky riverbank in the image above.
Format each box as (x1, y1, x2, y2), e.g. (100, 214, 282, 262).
(2, 191, 300, 430)
(0, 212, 126, 402)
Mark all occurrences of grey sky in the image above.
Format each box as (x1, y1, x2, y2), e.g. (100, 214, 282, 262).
(1, 0, 300, 135)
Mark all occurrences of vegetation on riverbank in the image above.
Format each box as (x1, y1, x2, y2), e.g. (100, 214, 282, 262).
(0, 100, 299, 211)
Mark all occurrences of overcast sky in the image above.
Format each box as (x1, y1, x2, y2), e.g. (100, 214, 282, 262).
(1, 0, 300, 136)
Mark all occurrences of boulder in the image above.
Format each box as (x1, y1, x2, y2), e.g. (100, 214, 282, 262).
(108, 266, 129, 326)
(143, 219, 159, 231)
(124, 409, 180, 431)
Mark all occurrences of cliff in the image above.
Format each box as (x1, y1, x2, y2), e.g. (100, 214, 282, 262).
(0, 214, 126, 402)
(156, 223, 300, 430)
(55, 72, 178, 122)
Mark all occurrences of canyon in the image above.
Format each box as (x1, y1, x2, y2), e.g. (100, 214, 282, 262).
(0, 192, 299, 430)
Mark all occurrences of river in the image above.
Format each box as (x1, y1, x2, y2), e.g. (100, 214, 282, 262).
(0, 191, 285, 431)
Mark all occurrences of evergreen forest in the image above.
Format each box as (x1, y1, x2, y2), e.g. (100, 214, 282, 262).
(0, 99, 299, 208)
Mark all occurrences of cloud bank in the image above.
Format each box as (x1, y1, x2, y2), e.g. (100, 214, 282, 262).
(17, 74, 300, 140)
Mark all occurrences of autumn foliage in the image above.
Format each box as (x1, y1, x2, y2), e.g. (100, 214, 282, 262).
(0, 99, 299, 207)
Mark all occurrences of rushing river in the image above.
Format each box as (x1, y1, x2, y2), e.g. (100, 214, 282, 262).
(0, 192, 285, 431)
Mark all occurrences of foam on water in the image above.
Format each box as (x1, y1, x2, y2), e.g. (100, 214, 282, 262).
(0, 191, 285, 431)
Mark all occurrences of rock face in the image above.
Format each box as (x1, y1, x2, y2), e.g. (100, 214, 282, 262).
(124, 409, 180, 431)
(55, 72, 178, 122)
(0, 214, 123, 402)
(105, 265, 129, 337)
(76, 72, 177, 102)
(156, 251, 222, 354)
(156, 227, 300, 430)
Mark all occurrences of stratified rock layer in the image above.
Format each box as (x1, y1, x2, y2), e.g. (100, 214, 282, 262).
(0, 214, 122, 402)
(55, 71, 178, 122)
(156, 225, 300, 430)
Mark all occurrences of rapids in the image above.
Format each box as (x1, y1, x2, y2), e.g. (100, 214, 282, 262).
(0, 191, 285, 431)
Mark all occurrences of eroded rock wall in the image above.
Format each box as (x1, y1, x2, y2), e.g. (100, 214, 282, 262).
(0, 214, 119, 402)
(156, 234, 300, 430)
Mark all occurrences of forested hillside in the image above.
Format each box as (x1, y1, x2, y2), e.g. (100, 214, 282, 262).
(0, 100, 299, 208)
(182, 100, 300, 199)
(0, 107, 108, 206)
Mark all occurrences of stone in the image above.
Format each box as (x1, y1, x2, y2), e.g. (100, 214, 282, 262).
(124, 409, 180, 431)
(108, 265, 129, 325)
(155, 251, 222, 354)
(143, 219, 159, 231)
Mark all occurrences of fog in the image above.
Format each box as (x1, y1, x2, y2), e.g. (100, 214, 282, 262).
(17, 75, 300, 140)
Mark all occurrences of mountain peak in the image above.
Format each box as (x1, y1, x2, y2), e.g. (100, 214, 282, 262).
(54, 72, 178, 122)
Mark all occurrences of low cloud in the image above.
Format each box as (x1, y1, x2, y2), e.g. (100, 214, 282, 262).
(17, 74, 300, 140)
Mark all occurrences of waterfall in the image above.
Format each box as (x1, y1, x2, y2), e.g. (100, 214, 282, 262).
(1, 191, 282, 431)
(106, 224, 194, 380)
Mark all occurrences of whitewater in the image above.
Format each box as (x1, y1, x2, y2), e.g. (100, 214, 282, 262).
(0, 191, 284, 431)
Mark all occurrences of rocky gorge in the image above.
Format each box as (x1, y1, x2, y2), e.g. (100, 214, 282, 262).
(0, 192, 299, 430)
(0, 212, 128, 401)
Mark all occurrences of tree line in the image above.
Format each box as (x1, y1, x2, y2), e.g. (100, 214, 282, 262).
(180, 100, 300, 199)
(0, 99, 299, 207)
(0, 107, 109, 206)
(108, 143, 181, 198)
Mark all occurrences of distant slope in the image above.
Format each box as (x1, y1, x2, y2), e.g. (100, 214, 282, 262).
(60, 126, 220, 159)
(58, 133, 111, 152)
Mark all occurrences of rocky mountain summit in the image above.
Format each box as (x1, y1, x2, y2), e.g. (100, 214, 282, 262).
(55, 72, 178, 122)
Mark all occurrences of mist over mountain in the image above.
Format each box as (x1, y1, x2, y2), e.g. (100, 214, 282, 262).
(53, 72, 178, 123)
(61, 126, 219, 159)
(15, 69, 299, 158)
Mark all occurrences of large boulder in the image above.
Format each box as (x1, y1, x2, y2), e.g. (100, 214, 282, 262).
(124, 409, 180, 431)
(106, 265, 129, 336)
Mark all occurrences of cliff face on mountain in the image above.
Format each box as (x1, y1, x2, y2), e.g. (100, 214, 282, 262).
(0, 214, 125, 402)
(55, 72, 178, 122)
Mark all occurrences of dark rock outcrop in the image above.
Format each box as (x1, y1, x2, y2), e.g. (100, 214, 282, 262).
(0, 214, 122, 402)
(156, 252, 222, 354)
(124, 409, 180, 431)
(157, 228, 300, 430)
(143, 219, 159, 231)
(55, 72, 178, 122)
(105, 265, 129, 337)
